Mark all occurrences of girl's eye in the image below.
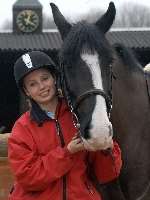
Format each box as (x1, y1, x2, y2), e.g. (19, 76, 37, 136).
(29, 82, 37, 87)
(42, 76, 49, 81)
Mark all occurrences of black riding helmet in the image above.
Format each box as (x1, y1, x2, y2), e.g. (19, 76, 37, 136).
(14, 51, 59, 89)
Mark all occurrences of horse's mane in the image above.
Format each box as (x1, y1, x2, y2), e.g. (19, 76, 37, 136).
(60, 21, 114, 66)
(114, 43, 143, 72)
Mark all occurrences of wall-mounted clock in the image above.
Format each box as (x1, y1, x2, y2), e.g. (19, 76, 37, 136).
(16, 10, 40, 33)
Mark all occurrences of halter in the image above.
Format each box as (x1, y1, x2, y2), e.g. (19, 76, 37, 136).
(57, 62, 112, 135)
(74, 89, 111, 113)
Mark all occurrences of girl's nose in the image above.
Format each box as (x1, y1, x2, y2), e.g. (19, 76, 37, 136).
(39, 82, 45, 89)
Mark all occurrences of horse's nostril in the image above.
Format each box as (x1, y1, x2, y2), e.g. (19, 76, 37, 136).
(108, 124, 113, 136)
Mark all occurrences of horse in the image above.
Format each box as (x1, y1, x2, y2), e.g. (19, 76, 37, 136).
(111, 44, 150, 200)
(50, 2, 125, 199)
(50, 2, 150, 200)
(50, 2, 114, 151)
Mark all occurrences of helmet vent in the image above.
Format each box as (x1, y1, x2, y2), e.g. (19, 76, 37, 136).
(22, 54, 33, 69)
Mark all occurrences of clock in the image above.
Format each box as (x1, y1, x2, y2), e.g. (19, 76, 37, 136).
(16, 10, 40, 33)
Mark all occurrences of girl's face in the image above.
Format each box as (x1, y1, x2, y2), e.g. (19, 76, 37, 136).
(23, 68, 57, 107)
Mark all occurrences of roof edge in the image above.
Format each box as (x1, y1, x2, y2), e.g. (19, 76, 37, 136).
(111, 27, 150, 32)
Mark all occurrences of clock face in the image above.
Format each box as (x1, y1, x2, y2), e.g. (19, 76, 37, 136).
(16, 10, 39, 33)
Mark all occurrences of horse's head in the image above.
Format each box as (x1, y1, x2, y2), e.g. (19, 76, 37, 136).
(50, 2, 116, 147)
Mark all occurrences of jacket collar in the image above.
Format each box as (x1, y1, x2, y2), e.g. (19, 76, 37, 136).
(30, 98, 68, 126)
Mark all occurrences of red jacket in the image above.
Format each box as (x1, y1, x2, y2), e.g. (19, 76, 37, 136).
(8, 99, 122, 200)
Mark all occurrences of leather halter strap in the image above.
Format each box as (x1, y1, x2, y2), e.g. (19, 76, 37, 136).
(74, 88, 111, 111)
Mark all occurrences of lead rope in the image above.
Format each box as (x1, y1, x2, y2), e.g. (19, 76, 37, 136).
(107, 63, 119, 180)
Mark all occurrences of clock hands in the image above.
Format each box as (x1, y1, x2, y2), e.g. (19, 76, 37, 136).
(24, 13, 35, 26)
(25, 18, 35, 26)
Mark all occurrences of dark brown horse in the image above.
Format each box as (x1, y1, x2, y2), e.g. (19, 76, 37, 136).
(50, 2, 150, 200)
(111, 44, 150, 200)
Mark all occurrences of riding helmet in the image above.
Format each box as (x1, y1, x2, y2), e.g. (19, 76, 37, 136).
(14, 51, 59, 88)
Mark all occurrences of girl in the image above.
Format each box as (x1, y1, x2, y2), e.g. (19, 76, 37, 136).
(8, 50, 122, 200)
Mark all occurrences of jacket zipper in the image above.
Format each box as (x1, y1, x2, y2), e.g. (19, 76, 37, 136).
(55, 119, 67, 200)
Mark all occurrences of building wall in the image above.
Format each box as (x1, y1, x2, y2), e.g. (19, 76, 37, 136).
(0, 50, 20, 132)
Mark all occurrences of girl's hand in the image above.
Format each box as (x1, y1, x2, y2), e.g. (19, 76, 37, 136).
(83, 136, 113, 151)
(67, 134, 85, 154)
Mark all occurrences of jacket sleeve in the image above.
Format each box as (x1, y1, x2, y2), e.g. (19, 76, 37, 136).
(88, 141, 122, 184)
(8, 121, 76, 191)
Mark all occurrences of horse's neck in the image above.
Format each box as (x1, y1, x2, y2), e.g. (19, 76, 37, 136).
(111, 71, 150, 137)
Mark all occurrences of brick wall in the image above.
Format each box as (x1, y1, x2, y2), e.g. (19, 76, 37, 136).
(0, 157, 14, 200)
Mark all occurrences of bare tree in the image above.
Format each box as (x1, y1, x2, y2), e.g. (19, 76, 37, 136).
(43, 12, 56, 29)
(1, 19, 12, 30)
(76, 2, 150, 28)
(2, 2, 150, 30)
(76, 8, 103, 23)
(43, 12, 74, 29)
(115, 2, 150, 27)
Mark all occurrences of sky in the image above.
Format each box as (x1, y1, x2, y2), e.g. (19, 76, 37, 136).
(0, 0, 150, 29)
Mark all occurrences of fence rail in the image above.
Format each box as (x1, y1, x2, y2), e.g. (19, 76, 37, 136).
(0, 133, 10, 157)
(0, 133, 13, 200)
(0, 157, 14, 200)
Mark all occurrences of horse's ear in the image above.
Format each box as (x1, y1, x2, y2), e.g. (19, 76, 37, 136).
(95, 2, 116, 33)
(50, 3, 72, 40)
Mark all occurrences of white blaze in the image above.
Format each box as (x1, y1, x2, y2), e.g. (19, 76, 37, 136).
(81, 52, 112, 150)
